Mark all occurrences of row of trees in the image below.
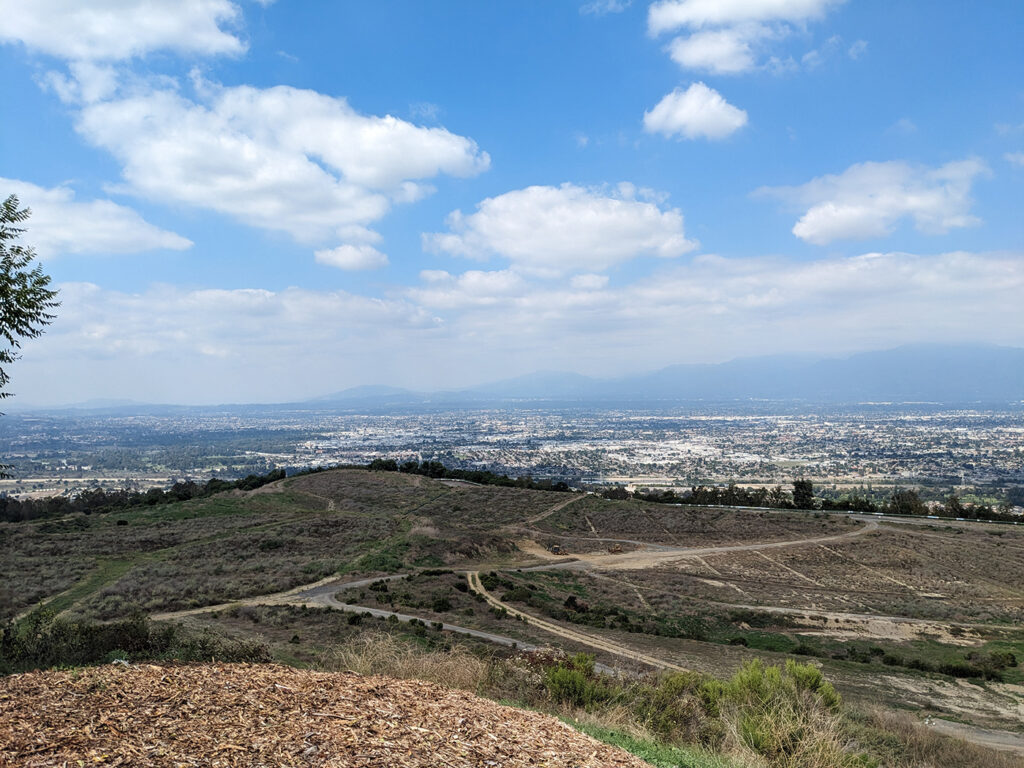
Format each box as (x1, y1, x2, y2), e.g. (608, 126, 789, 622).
(0, 469, 286, 522)
(608, 481, 1019, 522)
(366, 458, 573, 493)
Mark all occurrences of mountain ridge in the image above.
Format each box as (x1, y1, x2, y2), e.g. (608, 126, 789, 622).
(311, 343, 1024, 405)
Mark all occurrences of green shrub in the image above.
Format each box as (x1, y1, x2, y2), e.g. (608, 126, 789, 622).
(719, 660, 860, 766)
(636, 671, 721, 744)
(431, 595, 452, 612)
(0, 611, 269, 674)
(544, 654, 609, 710)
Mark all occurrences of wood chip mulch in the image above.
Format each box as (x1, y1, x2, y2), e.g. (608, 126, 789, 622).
(0, 663, 649, 767)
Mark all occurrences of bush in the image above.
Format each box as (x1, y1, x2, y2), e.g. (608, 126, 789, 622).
(544, 661, 610, 710)
(0, 611, 269, 674)
(636, 671, 720, 745)
(431, 595, 452, 612)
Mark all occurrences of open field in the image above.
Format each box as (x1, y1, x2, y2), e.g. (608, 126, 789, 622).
(5, 467, 1023, 760)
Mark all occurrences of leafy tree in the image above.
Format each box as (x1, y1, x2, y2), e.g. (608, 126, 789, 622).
(1, 195, 59, 401)
(887, 488, 927, 516)
(941, 494, 965, 518)
(1, 195, 59, 477)
(767, 485, 791, 508)
(792, 479, 815, 509)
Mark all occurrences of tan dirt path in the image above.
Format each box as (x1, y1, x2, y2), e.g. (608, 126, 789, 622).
(466, 571, 688, 672)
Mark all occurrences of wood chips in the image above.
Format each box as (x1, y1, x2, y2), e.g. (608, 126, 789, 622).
(0, 663, 649, 767)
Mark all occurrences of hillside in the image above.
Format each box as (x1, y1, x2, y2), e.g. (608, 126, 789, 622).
(0, 663, 646, 767)
(4, 467, 1024, 767)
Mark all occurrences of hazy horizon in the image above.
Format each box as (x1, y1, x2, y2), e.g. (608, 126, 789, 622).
(3, 342, 1022, 409)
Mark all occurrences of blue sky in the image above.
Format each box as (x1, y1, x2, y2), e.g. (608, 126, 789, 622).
(1, 0, 1022, 404)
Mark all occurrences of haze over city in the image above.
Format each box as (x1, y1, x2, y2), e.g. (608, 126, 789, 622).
(2, 0, 1022, 405)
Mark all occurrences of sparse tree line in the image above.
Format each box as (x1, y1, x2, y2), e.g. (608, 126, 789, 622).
(3, 457, 1017, 525)
(365, 458, 574, 493)
(0, 468, 288, 522)
(608, 480, 1020, 522)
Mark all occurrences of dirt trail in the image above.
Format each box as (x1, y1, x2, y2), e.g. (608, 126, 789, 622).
(715, 602, 990, 645)
(712, 601, 1020, 633)
(520, 520, 879, 571)
(525, 494, 584, 525)
(139, 508, 1022, 757)
(466, 571, 688, 672)
(927, 719, 1024, 755)
(150, 574, 407, 621)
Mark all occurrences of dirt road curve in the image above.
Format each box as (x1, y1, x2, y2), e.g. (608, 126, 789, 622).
(522, 520, 880, 571)
(466, 571, 688, 672)
(928, 719, 1024, 755)
(154, 573, 551, 656)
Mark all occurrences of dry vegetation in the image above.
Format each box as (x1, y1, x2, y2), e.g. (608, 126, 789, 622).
(319, 633, 1023, 768)
(5, 468, 1024, 767)
(539, 495, 858, 545)
(639, 525, 1024, 624)
(2, 469, 556, 621)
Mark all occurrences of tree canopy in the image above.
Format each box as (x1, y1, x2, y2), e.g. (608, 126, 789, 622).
(1, 194, 59, 400)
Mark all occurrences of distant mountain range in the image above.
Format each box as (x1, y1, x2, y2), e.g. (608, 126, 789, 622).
(10, 344, 1024, 414)
(313, 344, 1024, 406)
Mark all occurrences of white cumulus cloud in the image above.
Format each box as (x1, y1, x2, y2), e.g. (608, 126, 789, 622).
(400, 251, 1024, 375)
(15, 250, 1024, 404)
(570, 273, 610, 290)
(757, 159, 989, 245)
(69, 76, 489, 253)
(16, 281, 437, 403)
(315, 244, 389, 271)
(1006, 152, 1024, 168)
(0, 0, 245, 61)
(644, 83, 748, 140)
(649, 0, 843, 35)
(424, 183, 696, 275)
(667, 28, 758, 74)
(1, 177, 191, 257)
(650, 0, 846, 75)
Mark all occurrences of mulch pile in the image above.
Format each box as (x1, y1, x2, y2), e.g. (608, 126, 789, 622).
(0, 663, 649, 767)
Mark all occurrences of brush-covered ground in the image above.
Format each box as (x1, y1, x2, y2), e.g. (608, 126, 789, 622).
(3, 467, 1023, 767)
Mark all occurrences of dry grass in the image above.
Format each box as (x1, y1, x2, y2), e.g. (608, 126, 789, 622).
(859, 709, 1024, 768)
(322, 632, 492, 693)
(720, 702, 856, 768)
(7, 468, 562, 620)
(541, 496, 856, 546)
